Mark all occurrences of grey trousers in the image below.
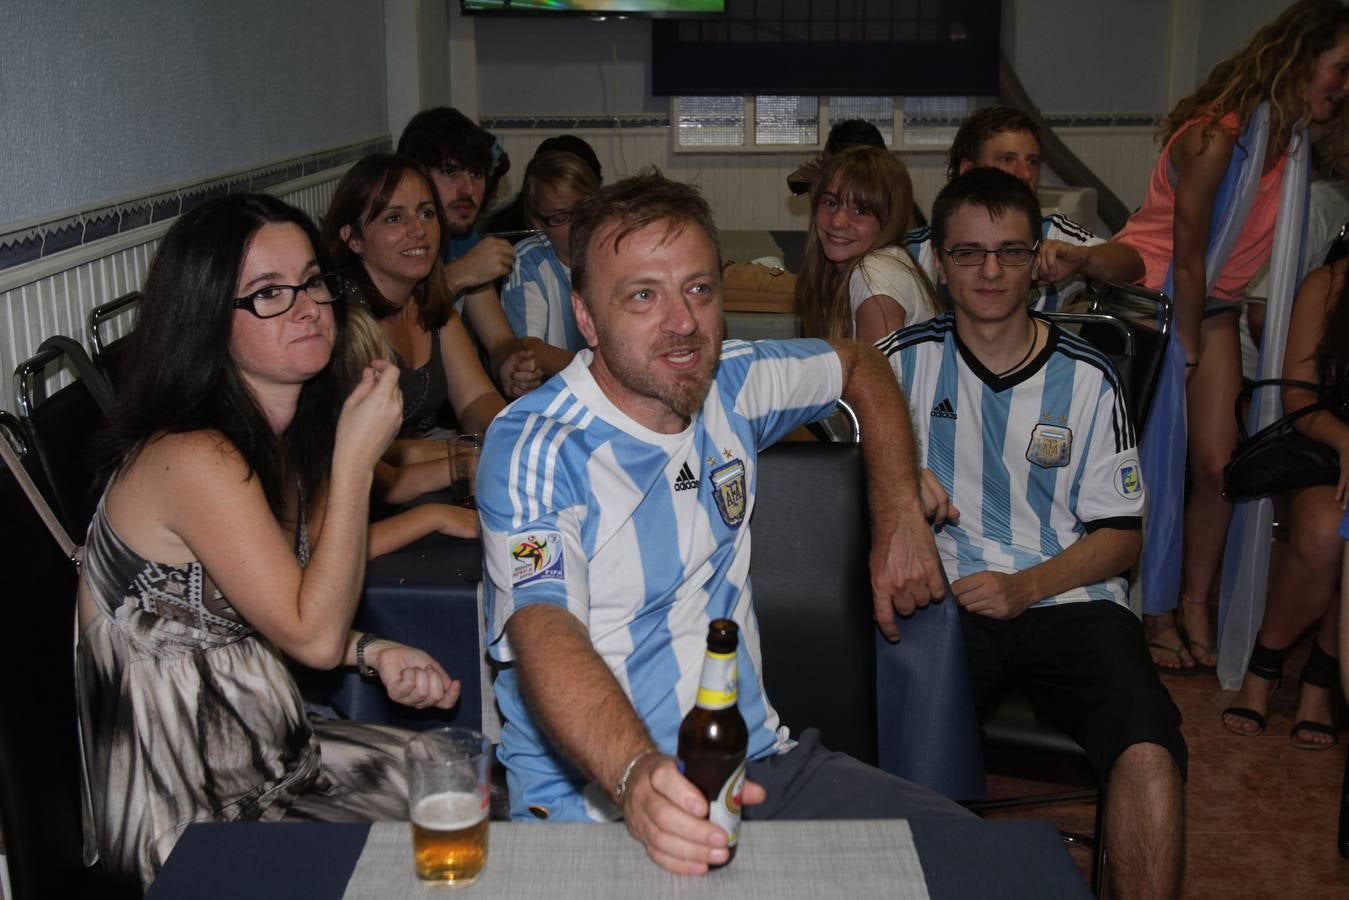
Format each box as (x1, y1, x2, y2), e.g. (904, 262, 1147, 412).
(744, 729, 974, 823)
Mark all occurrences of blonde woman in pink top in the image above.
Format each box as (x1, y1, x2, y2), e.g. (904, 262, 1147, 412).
(1114, 0, 1349, 675)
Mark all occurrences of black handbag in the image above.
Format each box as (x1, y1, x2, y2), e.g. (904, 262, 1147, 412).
(1222, 378, 1341, 501)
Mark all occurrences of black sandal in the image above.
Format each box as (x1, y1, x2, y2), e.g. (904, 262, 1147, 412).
(1291, 641, 1340, 751)
(1222, 641, 1285, 736)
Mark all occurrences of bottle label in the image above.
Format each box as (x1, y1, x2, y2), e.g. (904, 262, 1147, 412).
(708, 759, 746, 847)
(695, 650, 738, 709)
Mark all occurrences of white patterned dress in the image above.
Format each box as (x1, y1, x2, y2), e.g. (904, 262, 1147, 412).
(76, 491, 411, 890)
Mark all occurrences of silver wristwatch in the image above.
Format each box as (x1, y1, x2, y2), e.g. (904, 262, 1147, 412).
(356, 632, 380, 679)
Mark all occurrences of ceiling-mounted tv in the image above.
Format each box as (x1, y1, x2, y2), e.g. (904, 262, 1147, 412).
(462, 1, 724, 16)
(654, 0, 1000, 97)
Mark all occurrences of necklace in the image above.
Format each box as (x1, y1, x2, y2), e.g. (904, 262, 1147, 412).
(995, 320, 1039, 378)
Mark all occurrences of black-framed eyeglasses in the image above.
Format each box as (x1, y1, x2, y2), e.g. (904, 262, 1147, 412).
(940, 241, 1040, 267)
(536, 209, 573, 228)
(232, 273, 345, 319)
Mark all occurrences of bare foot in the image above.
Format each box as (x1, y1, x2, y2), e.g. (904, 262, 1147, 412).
(1291, 681, 1337, 749)
(1222, 669, 1275, 736)
(1177, 599, 1217, 668)
(1144, 613, 1195, 672)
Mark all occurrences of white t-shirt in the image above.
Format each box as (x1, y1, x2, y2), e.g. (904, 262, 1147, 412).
(847, 246, 936, 336)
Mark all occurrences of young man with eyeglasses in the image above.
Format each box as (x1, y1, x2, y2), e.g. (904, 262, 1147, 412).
(903, 106, 1144, 313)
(879, 168, 1186, 900)
(499, 149, 603, 379)
(398, 107, 543, 397)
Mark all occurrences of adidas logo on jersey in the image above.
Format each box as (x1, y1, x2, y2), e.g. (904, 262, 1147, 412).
(674, 461, 699, 491)
(930, 398, 957, 420)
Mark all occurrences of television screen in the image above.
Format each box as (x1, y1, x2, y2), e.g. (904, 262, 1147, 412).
(654, 0, 1000, 96)
(463, 1, 724, 14)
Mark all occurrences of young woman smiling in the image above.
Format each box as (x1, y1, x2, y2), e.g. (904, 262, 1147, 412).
(795, 146, 937, 344)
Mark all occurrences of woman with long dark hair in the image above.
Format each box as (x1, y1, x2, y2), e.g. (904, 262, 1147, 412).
(1221, 258, 1347, 748)
(78, 194, 460, 889)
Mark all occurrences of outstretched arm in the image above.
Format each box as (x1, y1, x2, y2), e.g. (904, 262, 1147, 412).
(827, 339, 948, 639)
(506, 604, 762, 874)
(462, 284, 543, 397)
(1034, 239, 1145, 286)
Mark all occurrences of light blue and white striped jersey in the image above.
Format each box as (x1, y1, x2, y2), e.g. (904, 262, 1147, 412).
(903, 213, 1105, 312)
(878, 315, 1144, 608)
(500, 233, 586, 351)
(479, 339, 842, 822)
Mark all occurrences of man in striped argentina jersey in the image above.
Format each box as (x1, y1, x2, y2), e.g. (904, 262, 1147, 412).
(903, 106, 1144, 313)
(479, 170, 970, 875)
(881, 168, 1184, 900)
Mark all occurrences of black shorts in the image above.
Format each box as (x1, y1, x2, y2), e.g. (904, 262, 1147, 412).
(960, 601, 1187, 781)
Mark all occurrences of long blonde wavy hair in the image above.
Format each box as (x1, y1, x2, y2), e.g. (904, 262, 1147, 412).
(795, 146, 935, 340)
(1161, 0, 1349, 167)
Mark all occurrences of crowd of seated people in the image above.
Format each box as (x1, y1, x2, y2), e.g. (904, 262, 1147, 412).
(59, 1, 1349, 897)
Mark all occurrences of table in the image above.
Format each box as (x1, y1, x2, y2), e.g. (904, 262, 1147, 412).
(327, 531, 487, 732)
(145, 817, 1090, 900)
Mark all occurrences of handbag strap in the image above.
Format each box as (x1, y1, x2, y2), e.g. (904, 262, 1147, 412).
(0, 430, 81, 567)
(1232, 378, 1328, 442)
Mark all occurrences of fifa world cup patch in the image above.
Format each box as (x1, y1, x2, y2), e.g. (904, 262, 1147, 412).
(1026, 423, 1073, 468)
(509, 530, 565, 587)
(1114, 459, 1143, 500)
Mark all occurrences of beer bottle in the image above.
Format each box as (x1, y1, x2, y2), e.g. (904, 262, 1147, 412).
(677, 618, 748, 867)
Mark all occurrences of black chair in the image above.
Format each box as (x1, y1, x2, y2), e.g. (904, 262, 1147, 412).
(749, 440, 877, 765)
(14, 335, 115, 540)
(968, 284, 1173, 895)
(0, 413, 137, 899)
(88, 291, 141, 389)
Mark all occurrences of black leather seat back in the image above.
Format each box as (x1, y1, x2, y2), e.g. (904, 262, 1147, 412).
(89, 291, 141, 390)
(15, 337, 113, 540)
(0, 416, 136, 899)
(748, 442, 877, 765)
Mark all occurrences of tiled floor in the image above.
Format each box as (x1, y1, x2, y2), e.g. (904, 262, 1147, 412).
(984, 637, 1348, 898)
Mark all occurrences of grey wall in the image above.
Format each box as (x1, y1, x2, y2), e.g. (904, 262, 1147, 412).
(476, 16, 663, 117)
(0, 0, 387, 227)
(1005, 0, 1172, 115)
(1196, 0, 1297, 77)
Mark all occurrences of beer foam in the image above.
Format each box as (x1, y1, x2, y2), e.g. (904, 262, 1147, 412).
(413, 791, 487, 830)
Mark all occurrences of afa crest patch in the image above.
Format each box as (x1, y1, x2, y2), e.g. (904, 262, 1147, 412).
(509, 530, 565, 587)
(1026, 423, 1073, 468)
(711, 458, 747, 528)
(1115, 460, 1143, 500)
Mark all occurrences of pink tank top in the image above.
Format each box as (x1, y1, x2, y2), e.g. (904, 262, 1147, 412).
(1115, 113, 1287, 301)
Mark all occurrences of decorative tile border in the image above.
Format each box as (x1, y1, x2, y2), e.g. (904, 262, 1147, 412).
(0, 136, 390, 275)
(481, 115, 672, 130)
(481, 112, 1163, 132)
(1042, 113, 1161, 128)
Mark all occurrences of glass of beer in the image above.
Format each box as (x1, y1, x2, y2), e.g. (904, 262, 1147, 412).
(447, 434, 481, 510)
(405, 727, 491, 885)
